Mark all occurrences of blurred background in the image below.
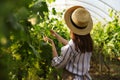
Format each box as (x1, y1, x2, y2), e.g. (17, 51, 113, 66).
(0, 0, 120, 80)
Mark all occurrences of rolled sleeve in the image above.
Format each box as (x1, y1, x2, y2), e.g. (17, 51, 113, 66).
(51, 44, 72, 69)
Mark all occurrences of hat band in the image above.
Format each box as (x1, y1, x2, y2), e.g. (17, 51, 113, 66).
(70, 17, 87, 29)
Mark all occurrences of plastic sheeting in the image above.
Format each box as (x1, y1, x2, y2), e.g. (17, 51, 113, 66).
(50, 0, 120, 22)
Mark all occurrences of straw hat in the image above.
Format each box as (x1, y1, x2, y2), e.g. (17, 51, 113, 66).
(64, 6, 93, 35)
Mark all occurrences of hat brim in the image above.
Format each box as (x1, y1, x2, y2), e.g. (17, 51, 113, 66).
(64, 6, 93, 35)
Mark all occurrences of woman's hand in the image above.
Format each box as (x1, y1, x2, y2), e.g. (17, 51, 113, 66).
(43, 36, 55, 46)
(50, 30, 57, 37)
(44, 36, 53, 44)
(50, 29, 68, 45)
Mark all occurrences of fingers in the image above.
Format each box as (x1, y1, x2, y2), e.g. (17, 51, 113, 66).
(50, 30, 54, 33)
(43, 36, 48, 42)
(47, 38, 52, 42)
(43, 29, 56, 43)
(50, 30, 56, 37)
(43, 36, 53, 43)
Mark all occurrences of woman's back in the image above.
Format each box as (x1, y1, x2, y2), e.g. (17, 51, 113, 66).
(52, 39, 92, 79)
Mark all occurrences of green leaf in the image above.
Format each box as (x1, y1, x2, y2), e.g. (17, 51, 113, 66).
(46, 0, 55, 3)
(52, 8, 56, 15)
(31, 1, 48, 16)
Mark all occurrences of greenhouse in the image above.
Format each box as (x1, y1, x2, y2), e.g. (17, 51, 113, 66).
(0, 0, 120, 80)
(50, 0, 120, 22)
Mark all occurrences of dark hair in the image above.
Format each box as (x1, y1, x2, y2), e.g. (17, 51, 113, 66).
(71, 32, 93, 53)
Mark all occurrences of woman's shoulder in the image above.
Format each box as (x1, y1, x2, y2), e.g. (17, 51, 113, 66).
(68, 39, 74, 46)
(61, 39, 74, 50)
(68, 39, 75, 49)
(61, 39, 76, 53)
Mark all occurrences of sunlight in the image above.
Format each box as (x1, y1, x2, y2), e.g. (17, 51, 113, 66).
(50, 0, 120, 22)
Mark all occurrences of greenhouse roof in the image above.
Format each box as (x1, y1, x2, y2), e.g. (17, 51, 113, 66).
(50, 0, 120, 23)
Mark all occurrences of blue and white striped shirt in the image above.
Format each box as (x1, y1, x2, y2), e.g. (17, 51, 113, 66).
(52, 39, 92, 80)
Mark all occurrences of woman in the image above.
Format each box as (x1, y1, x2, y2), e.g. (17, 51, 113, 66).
(44, 6, 93, 80)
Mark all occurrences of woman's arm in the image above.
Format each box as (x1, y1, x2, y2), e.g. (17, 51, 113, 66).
(50, 30, 68, 45)
(51, 40, 58, 57)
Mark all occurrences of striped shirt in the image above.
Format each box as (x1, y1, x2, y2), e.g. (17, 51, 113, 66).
(52, 39, 92, 80)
